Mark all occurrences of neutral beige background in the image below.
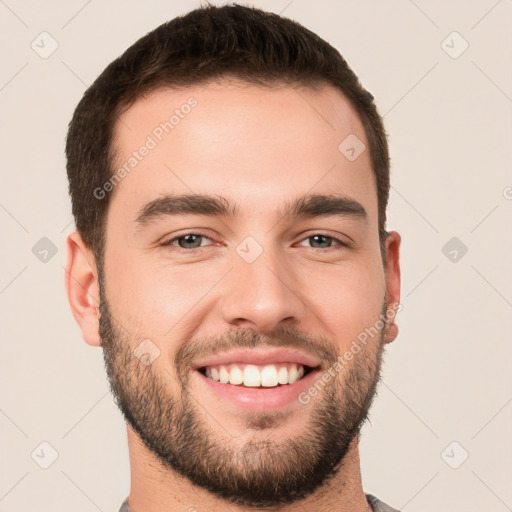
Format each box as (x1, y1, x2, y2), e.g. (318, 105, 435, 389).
(1, 1, 511, 511)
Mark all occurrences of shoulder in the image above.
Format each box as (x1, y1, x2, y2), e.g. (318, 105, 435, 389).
(118, 497, 130, 512)
(366, 493, 403, 512)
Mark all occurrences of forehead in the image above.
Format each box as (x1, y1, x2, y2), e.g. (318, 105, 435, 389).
(108, 80, 377, 226)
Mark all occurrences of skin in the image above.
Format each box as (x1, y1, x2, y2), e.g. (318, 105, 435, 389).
(65, 80, 401, 512)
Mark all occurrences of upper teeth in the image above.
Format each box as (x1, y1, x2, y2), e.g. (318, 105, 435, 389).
(204, 363, 305, 387)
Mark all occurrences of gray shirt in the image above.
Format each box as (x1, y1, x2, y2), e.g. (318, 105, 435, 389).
(118, 493, 401, 511)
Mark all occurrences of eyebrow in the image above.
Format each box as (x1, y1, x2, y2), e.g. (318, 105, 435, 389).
(134, 192, 368, 229)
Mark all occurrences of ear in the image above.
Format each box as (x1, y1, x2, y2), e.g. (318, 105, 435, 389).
(382, 231, 401, 344)
(64, 230, 101, 347)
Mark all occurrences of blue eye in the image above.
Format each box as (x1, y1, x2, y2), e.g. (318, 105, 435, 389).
(163, 233, 212, 251)
(161, 232, 349, 253)
(298, 234, 348, 250)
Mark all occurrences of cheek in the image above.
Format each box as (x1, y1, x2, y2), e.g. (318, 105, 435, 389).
(104, 249, 225, 339)
(298, 258, 385, 346)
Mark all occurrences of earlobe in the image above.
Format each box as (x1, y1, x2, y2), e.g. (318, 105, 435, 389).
(383, 231, 401, 344)
(64, 231, 102, 347)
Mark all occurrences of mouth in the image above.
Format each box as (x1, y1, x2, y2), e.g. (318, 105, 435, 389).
(191, 349, 322, 412)
(198, 362, 314, 387)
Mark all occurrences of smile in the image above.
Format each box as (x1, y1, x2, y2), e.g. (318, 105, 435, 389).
(199, 362, 312, 387)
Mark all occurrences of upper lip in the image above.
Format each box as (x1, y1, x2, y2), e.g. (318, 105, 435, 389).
(192, 348, 322, 370)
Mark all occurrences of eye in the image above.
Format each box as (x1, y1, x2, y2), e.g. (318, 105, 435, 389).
(160, 232, 350, 254)
(161, 233, 214, 251)
(297, 233, 349, 250)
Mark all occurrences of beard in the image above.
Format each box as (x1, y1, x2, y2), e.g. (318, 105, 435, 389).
(99, 276, 387, 509)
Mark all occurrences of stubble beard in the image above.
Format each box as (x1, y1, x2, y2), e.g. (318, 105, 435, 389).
(99, 278, 387, 508)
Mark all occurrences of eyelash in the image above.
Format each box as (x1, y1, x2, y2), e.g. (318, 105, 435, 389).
(160, 232, 350, 253)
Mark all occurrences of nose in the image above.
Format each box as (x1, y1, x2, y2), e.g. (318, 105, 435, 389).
(220, 247, 306, 332)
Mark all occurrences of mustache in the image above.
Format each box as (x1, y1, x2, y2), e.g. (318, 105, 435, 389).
(175, 326, 339, 372)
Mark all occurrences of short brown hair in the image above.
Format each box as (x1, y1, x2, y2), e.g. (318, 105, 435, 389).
(65, 3, 390, 269)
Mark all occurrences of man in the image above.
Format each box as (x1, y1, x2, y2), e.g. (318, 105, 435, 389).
(64, 4, 402, 511)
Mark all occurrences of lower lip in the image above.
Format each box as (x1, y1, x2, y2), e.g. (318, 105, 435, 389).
(193, 368, 321, 412)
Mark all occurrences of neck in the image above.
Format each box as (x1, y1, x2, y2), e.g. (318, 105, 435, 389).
(125, 426, 372, 512)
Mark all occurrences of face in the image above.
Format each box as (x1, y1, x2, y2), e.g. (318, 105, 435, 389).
(96, 81, 400, 507)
